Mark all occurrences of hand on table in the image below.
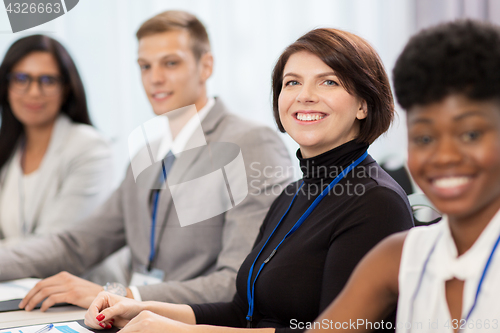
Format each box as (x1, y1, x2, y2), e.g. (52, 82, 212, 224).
(85, 291, 145, 329)
(19, 271, 104, 311)
(115, 310, 192, 333)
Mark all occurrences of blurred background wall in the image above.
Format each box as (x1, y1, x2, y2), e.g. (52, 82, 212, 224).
(1, 0, 499, 185)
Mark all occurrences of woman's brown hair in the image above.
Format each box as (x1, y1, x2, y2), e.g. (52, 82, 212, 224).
(272, 28, 394, 144)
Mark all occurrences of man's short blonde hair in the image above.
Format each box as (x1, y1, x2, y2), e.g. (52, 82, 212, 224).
(136, 10, 210, 61)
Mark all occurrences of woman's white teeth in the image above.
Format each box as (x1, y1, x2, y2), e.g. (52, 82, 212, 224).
(433, 177, 471, 189)
(296, 113, 325, 121)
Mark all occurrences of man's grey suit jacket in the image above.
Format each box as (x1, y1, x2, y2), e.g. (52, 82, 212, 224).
(0, 98, 294, 303)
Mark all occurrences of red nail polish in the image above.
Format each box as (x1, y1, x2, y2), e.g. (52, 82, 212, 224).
(99, 323, 105, 328)
(106, 324, 112, 329)
(96, 314, 105, 321)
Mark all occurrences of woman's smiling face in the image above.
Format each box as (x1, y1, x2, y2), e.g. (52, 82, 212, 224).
(278, 51, 367, 158)
(8, 52, 64, 129)
(407, 94, 500, 221)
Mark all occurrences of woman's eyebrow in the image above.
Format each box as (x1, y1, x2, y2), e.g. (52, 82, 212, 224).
(283, 72, 338, 79)
(454, 110, 487, 121)
(408, 117, 432, 126)
(283, 73, 300, 79)
(316, 72, 337, 78)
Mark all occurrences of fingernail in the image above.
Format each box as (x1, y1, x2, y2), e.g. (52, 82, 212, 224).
(99, 323, 105, 328)
(96, 314, 105, 321)
(106, 324, 112, 329)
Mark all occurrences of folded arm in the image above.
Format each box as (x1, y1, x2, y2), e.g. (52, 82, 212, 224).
(85, 292, 275, 333)
(308, 232, 407, 332)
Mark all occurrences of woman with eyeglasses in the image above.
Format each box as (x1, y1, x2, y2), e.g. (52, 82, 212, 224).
(0, 35, 112, 246)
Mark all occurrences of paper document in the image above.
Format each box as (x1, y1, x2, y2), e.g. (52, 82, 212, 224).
(0, 321, 92, 333)
(0, 279, 41, 302)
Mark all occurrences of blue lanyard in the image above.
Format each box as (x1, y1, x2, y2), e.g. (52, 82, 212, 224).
(245, 150, 368, 326)
(407, 228, 500, 333)
(148, 162, 169, 271)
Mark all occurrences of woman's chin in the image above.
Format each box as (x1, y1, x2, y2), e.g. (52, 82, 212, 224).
(19, 116, 58, 130)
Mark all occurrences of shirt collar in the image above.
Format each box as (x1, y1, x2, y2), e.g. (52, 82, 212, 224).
(432, 208, 500, 281)
(156, 97, 215, 160)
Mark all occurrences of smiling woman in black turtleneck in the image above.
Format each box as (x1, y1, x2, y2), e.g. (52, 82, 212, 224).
(84, 28, 414, 333)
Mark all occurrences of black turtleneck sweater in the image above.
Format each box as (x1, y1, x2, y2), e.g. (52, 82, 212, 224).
(190, 141, 414, 332)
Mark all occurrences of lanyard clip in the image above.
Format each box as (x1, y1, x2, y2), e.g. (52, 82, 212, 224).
(246, 316, 252, 328)
(264, 249, 277, 263)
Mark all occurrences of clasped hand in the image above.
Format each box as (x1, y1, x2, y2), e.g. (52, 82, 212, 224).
(85, 292, 192, 332)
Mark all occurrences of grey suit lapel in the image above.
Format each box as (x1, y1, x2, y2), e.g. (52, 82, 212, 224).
(154, 98, 228, 231)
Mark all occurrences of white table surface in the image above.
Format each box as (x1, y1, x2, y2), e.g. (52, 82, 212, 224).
(0, 305, 87, 329)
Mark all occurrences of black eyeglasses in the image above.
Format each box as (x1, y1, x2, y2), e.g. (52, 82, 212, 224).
(7, 72, 63, 96)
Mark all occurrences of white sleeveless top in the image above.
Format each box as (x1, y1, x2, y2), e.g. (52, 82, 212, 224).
(396, 210, 500, 333)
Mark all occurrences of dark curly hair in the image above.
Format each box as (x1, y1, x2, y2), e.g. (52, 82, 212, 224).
(272, 28, 394, 145)
(393, 20, 500, 110)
